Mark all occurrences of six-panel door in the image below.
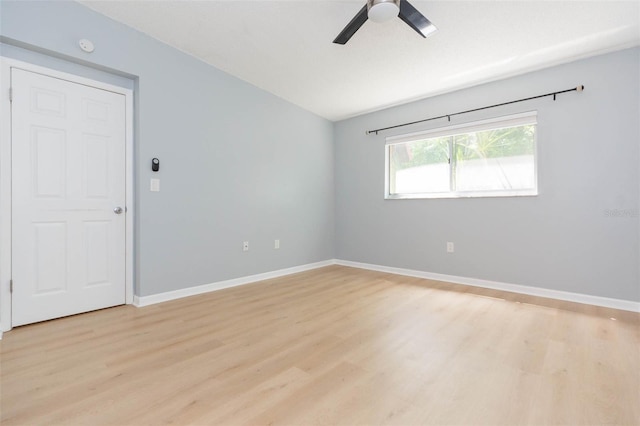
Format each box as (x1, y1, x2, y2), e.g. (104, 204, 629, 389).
(11, 68, 126, 326)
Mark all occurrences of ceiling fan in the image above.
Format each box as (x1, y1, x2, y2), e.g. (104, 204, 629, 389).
(333, 0, 437, 45)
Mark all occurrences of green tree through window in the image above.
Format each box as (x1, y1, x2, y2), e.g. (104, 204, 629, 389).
(386, 114, 537, 198)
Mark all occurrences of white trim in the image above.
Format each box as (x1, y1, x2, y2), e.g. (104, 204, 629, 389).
(133, 260, 335, 307)
(124, 83, 134, 305)
(0, 59, 12, 332)
(132, 257, 639, 313)
(385, 111, 538, 144)
(0, 57, 135, 332)
(335, 260, 640, 313)
(385, 189, 538, 200)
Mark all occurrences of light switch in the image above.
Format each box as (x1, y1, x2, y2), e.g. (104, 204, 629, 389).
(150, 178, 160, 192)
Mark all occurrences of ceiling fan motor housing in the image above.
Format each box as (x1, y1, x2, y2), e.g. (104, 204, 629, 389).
(333, 0, 435, 44)
(367, 0, 401, 23)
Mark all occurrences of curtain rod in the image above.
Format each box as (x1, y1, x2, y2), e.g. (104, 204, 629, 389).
(366, 85, 585, 135)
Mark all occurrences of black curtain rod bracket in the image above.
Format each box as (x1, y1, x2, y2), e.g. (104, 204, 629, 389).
(366, 85, 585, 135)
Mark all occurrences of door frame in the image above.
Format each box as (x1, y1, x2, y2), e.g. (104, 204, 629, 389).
(0, 57, 135, 333)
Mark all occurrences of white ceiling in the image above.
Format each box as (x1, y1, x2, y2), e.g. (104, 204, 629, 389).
(79, 1, 640, 121)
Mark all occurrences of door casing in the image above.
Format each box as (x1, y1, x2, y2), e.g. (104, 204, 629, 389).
(0, 57, 135, 333)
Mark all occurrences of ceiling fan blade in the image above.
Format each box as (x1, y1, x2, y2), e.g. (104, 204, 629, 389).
(398, 0, 437, 38)
(333, 4, 368, 45)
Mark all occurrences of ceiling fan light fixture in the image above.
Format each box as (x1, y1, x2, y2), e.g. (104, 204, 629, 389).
(367, 0, 400, 23)
(333, 0, 435, 44)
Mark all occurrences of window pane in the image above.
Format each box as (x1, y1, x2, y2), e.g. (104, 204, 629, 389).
(389, 137, 450, 194)
(453, 125, 535, 192)
(385, 113, 538, 199)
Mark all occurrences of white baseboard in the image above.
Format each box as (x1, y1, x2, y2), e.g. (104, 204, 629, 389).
(335, 259, 640, 313)
(133, 260, 335, 307)
(131, 258, 639, 313)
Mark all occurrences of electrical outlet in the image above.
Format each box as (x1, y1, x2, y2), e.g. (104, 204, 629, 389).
(274, 239, 280, 249)
(243, 241, 249, 252)
(447, 242, 454, 253)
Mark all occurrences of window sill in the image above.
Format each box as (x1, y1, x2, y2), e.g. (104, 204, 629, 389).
(385, 190, 538, 200)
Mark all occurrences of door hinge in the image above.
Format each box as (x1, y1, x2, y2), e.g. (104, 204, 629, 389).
(8, 87, 12, 102)
(9, 279, 13, 293)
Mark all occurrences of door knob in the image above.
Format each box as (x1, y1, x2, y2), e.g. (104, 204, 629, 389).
(113, 207, 124, 214)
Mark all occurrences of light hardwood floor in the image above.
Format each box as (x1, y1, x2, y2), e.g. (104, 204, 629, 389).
(1, 265, 638, 425)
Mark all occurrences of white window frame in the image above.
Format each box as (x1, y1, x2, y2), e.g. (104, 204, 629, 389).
(385, 111, 538, 200)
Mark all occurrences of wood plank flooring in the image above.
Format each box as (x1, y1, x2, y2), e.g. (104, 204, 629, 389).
(1, 265, 638, 425)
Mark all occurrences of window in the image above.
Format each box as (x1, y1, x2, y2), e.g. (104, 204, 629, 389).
(385, 112, 537, 199)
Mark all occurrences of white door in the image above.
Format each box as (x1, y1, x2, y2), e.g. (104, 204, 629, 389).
(11, 68, 126, 326)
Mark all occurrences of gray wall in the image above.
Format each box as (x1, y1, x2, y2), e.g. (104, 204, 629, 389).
(0, 42, 135, 90)
(1, 1, 637, 305)
(335, 48, 639, 302)
(1, 0, 335, 297)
